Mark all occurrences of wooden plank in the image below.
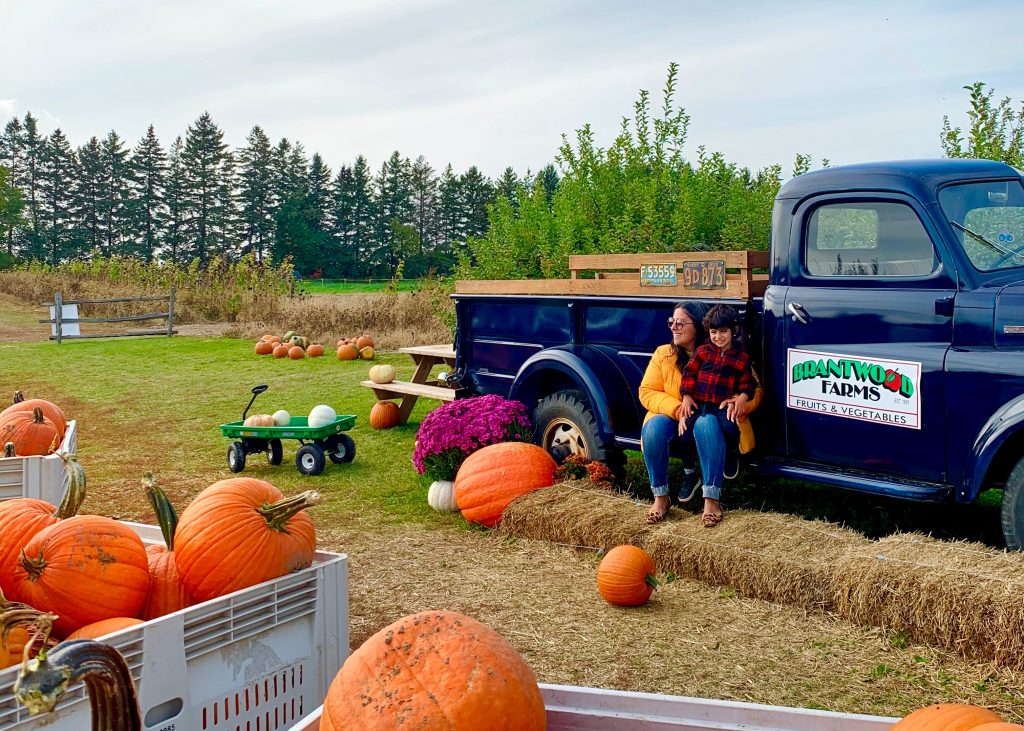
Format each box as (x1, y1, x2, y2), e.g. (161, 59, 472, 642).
(455, 279, 576, 295)
(398, 344, 456, 359)
(49, 329, 178, 340)
(38, 311, 169, 325)
(569, 251, 769, 270)
(43, 294, 170, 306)
(360, 380, 458, 401)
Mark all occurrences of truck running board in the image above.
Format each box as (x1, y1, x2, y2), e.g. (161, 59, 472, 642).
(749, 458, 952, 502)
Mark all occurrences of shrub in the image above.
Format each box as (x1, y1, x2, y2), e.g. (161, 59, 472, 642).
(412, 395, 532, 482)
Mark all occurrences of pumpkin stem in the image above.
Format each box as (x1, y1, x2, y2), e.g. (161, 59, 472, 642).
(257, 490, 320, 532)
(54, 451, 87, 520)
(143, 473, 178, 551)
(15, 636, 142, 729)
(18, 549, 46, 582)
(645, 573, 660, 591)
(12, 391, 24, 405)
(3, 442, 15, 458)
(31, 406, 44, 424)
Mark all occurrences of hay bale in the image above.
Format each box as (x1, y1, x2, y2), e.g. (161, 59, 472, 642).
(831, 533, 1024, 670)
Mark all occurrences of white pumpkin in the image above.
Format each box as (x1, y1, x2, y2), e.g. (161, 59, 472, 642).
(368, 363, 396, 384)
(427, 480, 458, 512)
(272, 409, 291, 427)
(308, 404, 337, 428)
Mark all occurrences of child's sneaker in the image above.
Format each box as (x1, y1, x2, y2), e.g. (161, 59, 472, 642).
(723, 449, 740, 480)
(675, 469, 702, 504)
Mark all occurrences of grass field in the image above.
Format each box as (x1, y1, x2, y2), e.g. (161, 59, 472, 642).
(295, 278, 428, 294)
(1, 330, 1021, 720)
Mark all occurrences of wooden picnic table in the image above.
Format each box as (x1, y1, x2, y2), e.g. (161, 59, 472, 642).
(360, 344, 458, 423)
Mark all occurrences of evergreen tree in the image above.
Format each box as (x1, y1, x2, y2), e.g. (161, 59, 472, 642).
(271, 138, 314, 271)
(536, 164, 560, 205)
(75, 137, 104, 255)
(0, 166, 24, 259)
(163, 137, 187, 262)
(99, 131, 132, 256)
(495, 166, 520, 207)
(0, 118, 25, 255)
(38, 129, 78, 263)
(373, 151, 415, 276)
(236, 125, 275, 261)
(328, 164, 357, 277)
(128, 125, 167, 261)
(408, 155, 438, 276)
(180, 112, 233, 264)
(20, 113, 45, 259)
(458, 165, 494, 262)
(305, 152, 332, 269)
(435, 164, 462, 266)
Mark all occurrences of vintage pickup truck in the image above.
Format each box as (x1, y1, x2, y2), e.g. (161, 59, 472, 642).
(450, 159, 1024, 550)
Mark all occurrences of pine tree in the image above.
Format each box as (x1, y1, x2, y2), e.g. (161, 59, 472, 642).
(350, 155, 376, 277)
(99, 131, 132, 256)
(163, 137, 187, 263)
(328, 164, 356, 277)
(38, 129, 78, 263)
(0, 118, 25, 255)
(305, 152, 332, 270)
(458, 166, 494, 261)
(128, 125, 167, 261)
(236, 125, 275, 261)
(0, 166, 24, 259)
(180, 112, 233, 265)
(75, 136, 104, 255)
(373, 151, 414, 277)
(495, 166, 520, 207)
(536, 164, 560, 205)
(409, 155, 438, 276)
(435, 164, 462, 265)
(271, 138, 314, 271)
(20, 113, 45, 259)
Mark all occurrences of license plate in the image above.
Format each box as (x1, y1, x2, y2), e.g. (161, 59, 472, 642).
(680, 259, 726, 289)
(640, 264, 677, 286)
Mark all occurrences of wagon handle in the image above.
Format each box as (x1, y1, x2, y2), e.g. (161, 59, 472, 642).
(243, 385, 268, 420)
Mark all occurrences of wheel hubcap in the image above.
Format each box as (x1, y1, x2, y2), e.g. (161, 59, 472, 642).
(301, 454, 315, 469)
(542, 418, 589, 457)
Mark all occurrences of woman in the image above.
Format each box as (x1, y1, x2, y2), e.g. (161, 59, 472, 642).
(639, 301, 760, 526)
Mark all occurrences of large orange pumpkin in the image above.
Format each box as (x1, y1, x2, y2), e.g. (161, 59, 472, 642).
(369, 401, 400, 429)
(307, 343, 325, 358)
(336, 344, 358, 361)
(0, 625, 35, 669)
(355, 335, 374, 350)
(0, 407, 59, 456)
(140, 475, 194, 620)
(321, 610, 545, 731)
(971, 724, 1024, 731)
(0, 453, 87, 589)
(66, 617, 145, 640)
(272, 344, 290, 358)
(596, 545, 658, 606)
(255, 340, 274, 355)
(892, 705, 1003, 731)
(454, 442, 557, 527)
(174, 478, 318, 603)
(10, 515, 150, 638)
(1, 392, 67, 443)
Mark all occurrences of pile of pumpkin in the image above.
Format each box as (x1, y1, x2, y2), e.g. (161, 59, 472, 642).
(254, 331, 326, 359)
(336, 335, 375, 361)
(0, 392, 69, 457)
(0, 468, 319, 669)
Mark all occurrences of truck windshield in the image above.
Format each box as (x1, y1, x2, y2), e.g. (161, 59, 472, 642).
(939, 177, 1024, 271)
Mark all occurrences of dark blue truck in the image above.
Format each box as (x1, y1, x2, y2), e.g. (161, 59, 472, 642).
(451, 159, 1024, 549)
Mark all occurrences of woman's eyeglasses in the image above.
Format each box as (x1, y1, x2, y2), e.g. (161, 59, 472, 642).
(667, 319, 693, 329)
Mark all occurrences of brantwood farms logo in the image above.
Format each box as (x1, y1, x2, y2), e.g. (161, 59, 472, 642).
(792, 356, 915, 399)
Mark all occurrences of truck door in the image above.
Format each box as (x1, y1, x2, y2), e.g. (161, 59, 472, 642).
(782, 194, 955, 481)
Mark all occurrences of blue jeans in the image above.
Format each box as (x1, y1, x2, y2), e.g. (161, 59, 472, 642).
(641, 407, 738, 501)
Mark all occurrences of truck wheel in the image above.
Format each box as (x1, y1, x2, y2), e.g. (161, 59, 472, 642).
(1002, 457, 1024, 550)
(534, 390, 615, 465)
(296, 444, 326, 476)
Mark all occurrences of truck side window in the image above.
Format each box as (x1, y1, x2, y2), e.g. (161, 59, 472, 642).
(805, 201, 939, 277)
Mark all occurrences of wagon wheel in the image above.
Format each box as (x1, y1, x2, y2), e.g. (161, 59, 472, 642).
(227, 442, 246, 473)
(267, 439, 283, 466)
(326, 434, 356, 464)
(295, 444, 326, 476)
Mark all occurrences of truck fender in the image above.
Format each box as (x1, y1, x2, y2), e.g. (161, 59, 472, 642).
(509, 347, 625, 445)
(968, 394, 1024, 502)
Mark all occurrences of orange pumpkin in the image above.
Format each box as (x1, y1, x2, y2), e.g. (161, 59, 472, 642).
(355, 335, 374, 350)
(369, 401, 400, 429)
(321, 610, 545, 731)
(67, 617, 144, 640)
(174, 478, 318, 603)
(255, 340, 274, 355)
(336, 344, 358, 361)
(0, 625, 35, 669)
(10, 515, 150, 638)
(971, 724, 1024, 731)
(0, 454, 87, 589)
(2, 392, 67, 443)
(307, 343, 325, 358)
(0, 406, 59, 456)
(140, 475, 194, 620)
(454, 442, 557, 527)
(272, 344, 289, 358)
(596, 545, 658, 606)
(892, 705, 1003, 731)
(288, 345, 305, 359)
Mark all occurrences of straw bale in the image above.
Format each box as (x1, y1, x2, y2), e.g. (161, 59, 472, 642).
(831, 532, 1024, 670)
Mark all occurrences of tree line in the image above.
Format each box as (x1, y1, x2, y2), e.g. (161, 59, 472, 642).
(0, 112, 559, 277)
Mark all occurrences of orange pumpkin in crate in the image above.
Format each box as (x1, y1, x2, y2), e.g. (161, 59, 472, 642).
(0, 407, 59, 456)
(454, 442, 556, 527)
(369, 401, 400, 429)
(596, 545, 658, 606)
(67, 617, 144, 640)
(320, 610, 545, 731)
(2, 392, 67, 442)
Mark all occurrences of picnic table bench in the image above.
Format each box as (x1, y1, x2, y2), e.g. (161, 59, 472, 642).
(361, 344, 459, 423)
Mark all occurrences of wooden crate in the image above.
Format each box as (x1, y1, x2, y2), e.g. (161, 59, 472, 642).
(455, 252, 769, 299)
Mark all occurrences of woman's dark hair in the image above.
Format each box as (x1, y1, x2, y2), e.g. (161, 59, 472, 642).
(671, 300, 709, 374)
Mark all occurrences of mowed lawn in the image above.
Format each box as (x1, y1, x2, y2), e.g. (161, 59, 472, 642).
(2, 330, 1022, 720)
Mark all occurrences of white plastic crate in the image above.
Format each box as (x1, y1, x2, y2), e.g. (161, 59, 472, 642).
(0, 520, 348, 731)
(289, 683, 899, 731)
(0, 420, 77, 506)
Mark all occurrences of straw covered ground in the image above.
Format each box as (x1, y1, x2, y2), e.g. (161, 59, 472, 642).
(502, 482, 1024, 672)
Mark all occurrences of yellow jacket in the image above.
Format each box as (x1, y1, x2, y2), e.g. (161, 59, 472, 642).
(639, 344, 762, 454)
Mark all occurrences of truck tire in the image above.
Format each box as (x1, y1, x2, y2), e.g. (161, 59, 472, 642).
(1003, 457, 1024, 550)
(533, 390, 622, 472)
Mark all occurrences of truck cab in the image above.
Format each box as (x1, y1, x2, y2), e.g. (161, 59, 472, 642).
(452, 159, 1024, 549)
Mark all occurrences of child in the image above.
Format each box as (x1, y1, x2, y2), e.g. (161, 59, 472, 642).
(678, 303, 756, 525)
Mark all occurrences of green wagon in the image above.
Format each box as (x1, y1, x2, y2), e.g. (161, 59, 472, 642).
(218, 385, 356, 476)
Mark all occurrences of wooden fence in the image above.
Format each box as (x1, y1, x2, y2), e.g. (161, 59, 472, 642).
(40, 288, 177, 344)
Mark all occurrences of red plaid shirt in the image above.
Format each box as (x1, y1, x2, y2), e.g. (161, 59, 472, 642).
(681, 343, 756, 405)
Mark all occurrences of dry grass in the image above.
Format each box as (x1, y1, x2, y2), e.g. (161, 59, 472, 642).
(502, 482, 1024, 673)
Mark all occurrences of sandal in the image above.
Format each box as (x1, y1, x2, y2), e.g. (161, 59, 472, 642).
(701, 510, 724, 528)
(646, 497, 671, 524)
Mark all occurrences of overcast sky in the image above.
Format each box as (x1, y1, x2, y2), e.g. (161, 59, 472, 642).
(2, 0, 1023, 180)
